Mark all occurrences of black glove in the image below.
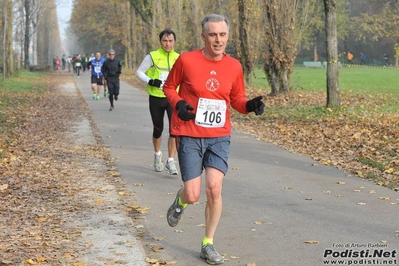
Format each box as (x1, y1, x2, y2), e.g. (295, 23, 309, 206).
(148, 79, 162, 88)
(246, 96, 265, 115)
(176, 100, 195, 121)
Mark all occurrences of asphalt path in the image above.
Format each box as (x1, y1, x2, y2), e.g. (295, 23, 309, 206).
(74, 73, 398, 266)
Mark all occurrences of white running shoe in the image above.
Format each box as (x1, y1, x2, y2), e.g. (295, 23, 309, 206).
(154, 153, 164, 172)
(165, 160, 178, 175)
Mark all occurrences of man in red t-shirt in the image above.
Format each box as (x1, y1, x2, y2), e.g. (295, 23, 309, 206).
(163, 14, 264, 265)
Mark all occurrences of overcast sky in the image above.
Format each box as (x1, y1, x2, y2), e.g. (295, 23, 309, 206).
(56, 0, 72, 40)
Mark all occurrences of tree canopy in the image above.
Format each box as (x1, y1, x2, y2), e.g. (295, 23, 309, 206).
(2, 0, 399, 91)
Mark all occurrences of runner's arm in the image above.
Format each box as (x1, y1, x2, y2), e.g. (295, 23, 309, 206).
(117, 60, 122, 74)
(101, 63, 107, 78)
(135, 54, 152, 84)
(163, 56, 184, 108)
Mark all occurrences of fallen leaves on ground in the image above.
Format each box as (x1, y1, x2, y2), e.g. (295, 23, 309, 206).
(231, 87, 399, 191)
(0, 74, 138, 265)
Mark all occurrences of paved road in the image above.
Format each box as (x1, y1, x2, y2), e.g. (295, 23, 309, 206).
(74, 73, 398, 266)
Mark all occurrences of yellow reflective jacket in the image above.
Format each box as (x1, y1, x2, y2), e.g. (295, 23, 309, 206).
(146, 48, 179, 98)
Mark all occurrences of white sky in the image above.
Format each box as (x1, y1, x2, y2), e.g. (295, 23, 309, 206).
(56, 0, 72, 40)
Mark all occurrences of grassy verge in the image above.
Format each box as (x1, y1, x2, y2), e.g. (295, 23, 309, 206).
(0, 70, 49, 156)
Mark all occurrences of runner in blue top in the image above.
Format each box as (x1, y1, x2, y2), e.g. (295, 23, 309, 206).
(87, 51, 106, 100)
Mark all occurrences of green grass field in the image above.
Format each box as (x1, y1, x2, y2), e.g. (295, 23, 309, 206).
(252, 66, 399, 94)
(0, 70, 47, 93)
(235, 65, 399, 189)
(247, 66, 399, 121)
(0, 70, 48, 133)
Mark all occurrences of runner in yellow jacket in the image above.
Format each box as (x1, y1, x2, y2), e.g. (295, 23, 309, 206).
(136, 29, 180, 175)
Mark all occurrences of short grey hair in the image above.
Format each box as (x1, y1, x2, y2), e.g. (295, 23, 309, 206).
(201, 14, 229, 33)
(108, 49, 115, 54)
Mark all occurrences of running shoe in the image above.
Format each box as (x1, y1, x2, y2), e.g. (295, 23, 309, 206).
(96, 95, 100, 100)
(104, 91, 107, 97)
(114, 95, 118, 101)
(200, 244, 224, 265)
(154, 153, 163, 172)
(165, 160, 178, 175)
(109, 106, 114, 111)
(93, 94, 97, 99)
(166, 188, 184, 227)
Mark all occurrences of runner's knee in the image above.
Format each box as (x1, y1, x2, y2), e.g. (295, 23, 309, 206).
(153, 127, 163, 139)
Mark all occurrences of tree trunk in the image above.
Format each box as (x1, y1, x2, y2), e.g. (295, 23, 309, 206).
(237, 0, 253, 86)
(23, 0, 30, 69)
(3, 0, 7, 80)
(6, 0, 13, 76)
(190, 0, 200, 50)
(280, 68, 290, 93)
(130, 8, 137, 68)
(32, 32, 37, 65)
(2, 0, 14, 79)
(264, 60, 279, 95)
(123, 2, 132, 69)
(324, 0, 340, 107)
(263, 0, 295, 94)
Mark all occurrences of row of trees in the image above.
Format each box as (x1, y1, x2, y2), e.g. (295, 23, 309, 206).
(0, 0, 61, 80)
(66, 0, 398, 101)
(67, 0, 324, 94)
(2, 0, 398, 105)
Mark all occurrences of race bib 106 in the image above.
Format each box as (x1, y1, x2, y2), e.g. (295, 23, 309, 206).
(195, 98, 226, 128)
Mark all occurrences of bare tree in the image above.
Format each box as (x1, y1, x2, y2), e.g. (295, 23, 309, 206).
(2, 0, 8, 80)
(36, 0, 61, 65)
(22, 0, 30, 68)
(237, 0, 253, 86)
(123, 1, 134, 69)
(263, 0, 318, 95)
(324, 0, 340, 107)
(1, 0, 16, 79)
(129, 0, 154, 53)
(20, 0, 48, 69)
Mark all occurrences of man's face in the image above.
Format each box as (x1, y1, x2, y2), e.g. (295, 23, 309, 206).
(95, 53, 101, 60)
(108, 52, 115, 60)
(160, 34, 175, 53)
(201, 21, 229, 60)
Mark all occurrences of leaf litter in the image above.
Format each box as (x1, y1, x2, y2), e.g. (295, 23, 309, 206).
(0, 74, 148, 265)
(230, 87, 399, 191)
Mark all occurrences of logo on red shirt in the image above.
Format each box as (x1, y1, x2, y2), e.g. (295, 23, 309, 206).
(206, 78, 219, 91)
